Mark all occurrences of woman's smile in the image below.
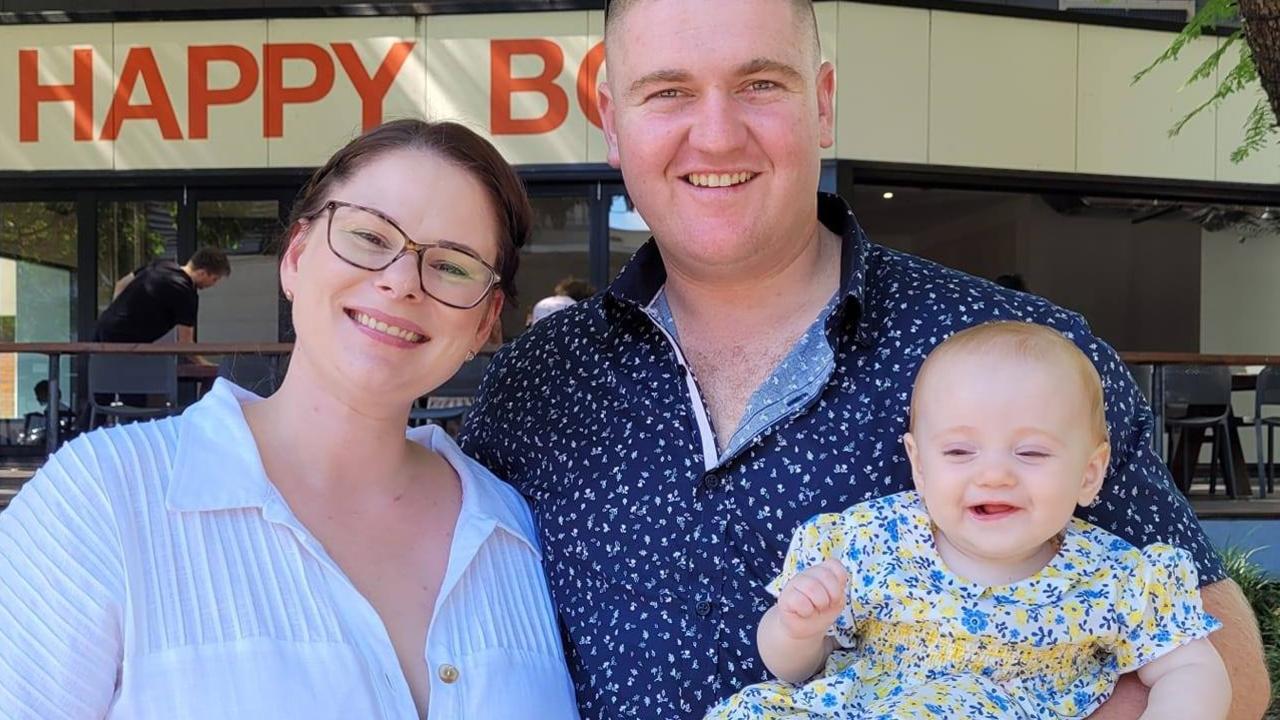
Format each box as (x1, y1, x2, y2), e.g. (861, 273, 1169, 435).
(344, 307, 429, 346)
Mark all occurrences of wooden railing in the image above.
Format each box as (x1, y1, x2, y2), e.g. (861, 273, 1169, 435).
(1119, 353, 1280, 365)
(3, 344, 1277, 494)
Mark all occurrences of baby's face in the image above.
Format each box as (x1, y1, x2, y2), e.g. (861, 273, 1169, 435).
(903, 352, 1109, 567)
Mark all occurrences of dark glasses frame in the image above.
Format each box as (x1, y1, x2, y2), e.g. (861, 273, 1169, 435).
(305, 199, 501, 310)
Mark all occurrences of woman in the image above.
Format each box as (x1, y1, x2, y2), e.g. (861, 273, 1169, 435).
(0, 119, 579, 720)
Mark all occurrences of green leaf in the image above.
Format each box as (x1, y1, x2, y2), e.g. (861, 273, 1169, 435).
(1183, 31, 1239, 89)
(1229, 94, 1278, 162)
(1168, 37, 1252, 137)
(1136, 4, 1278, 161)
(1132, 0, 1239, 85)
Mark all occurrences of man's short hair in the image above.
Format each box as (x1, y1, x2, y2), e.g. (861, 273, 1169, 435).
(604, 0, 821, 64)
(189, 247, 232, 277)
(554, 276, 596, 301)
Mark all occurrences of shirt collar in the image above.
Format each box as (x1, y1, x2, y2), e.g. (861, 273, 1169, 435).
(167, 379, 540, 556)
(897, 490, 1087, 606)
(167, 379, 276, 512)
(604, 192, 873, 347)
(418, 421, 541, 556)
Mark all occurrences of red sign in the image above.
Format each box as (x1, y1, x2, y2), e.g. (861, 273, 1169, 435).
(19, 41, 416, 142)
(489, 39, 605, 134)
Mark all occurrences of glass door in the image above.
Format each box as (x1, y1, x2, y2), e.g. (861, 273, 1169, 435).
(96, 198, 180, 319)
(0, 200, 77, 445)
(515, 188, 597, 339)
(194, 196, 285, 343)
(511, 181, 632, 339)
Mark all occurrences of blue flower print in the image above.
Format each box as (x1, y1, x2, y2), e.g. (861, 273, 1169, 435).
(961, 608, 990, 633)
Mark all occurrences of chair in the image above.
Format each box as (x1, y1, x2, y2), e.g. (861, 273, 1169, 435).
(1253, 366, 1280, 497)
(1161, 364, 1237, 498)
(218, 354, 283, 397)
(1126, 363, 1153, 403)
(409, 353, 493, 426)
(88, 354, 179, 427)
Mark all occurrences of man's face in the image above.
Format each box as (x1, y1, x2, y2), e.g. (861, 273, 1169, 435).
(192, 270, 223, 290)
(599, 0, 835, 274)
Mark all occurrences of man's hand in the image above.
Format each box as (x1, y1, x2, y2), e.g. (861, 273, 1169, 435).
(777, 558, 849, 640)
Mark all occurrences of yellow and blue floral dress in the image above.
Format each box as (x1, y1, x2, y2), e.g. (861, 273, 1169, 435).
(705, 491, 1220, 720)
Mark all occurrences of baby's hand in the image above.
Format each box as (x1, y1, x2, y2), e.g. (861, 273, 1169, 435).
(776, 558, 849, 639)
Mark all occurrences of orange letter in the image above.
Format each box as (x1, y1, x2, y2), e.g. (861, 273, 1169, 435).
(332, 41, 414, 132)
(263, 43, 336, 138)
(101, 47, 183, 140)
(188, 45, 258, 140)
(490, 39, 568, 135)
(19, 48, 94, 142)
(576, 41, 606, 130)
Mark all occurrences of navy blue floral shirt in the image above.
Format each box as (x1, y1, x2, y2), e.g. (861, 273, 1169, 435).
(460, 192, 1223, 720)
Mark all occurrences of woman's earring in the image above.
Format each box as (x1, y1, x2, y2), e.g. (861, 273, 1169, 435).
(466, 350, 476, 361)
(284, 290, 294, 302)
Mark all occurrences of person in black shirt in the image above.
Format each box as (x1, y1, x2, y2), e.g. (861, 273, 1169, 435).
(94, 247, 231, 344)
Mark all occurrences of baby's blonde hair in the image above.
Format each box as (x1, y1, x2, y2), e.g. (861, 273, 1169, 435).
(909, 321, 1109, 445)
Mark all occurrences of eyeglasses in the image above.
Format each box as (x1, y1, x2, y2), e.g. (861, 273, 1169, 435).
(305, 200, 500, 310)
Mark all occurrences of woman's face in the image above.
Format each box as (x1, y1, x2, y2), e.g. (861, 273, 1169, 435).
(281, 148, 504, 408)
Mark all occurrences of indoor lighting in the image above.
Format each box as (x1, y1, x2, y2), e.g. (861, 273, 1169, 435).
(882, 192, 895, 200)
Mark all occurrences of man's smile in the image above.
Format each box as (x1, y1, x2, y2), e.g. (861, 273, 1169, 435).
(682, 171, 758, 188)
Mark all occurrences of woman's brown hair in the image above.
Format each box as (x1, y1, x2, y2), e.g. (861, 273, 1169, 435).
(283, 118, 530, 303)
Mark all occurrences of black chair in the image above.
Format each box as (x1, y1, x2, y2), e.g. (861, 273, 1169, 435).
(409, 353, 493, 427)
(1162, 364, 1237, 498)
(217, 353, 284, 397)
(88, 354, 179, 427)
(1126, 363, 1153, 403)
(1253, 366, 1280, 498)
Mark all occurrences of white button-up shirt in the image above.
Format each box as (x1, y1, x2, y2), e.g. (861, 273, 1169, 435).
(0, 380, 579, 720)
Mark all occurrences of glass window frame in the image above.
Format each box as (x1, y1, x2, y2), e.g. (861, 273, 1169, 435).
(526, 180, 625, 293)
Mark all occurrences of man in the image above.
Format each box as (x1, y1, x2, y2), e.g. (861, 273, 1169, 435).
(95, 247, 230, 345)
(529, 294, 577, 326)
(461, 1, 1269, 718)
(554, 276, 596, 302)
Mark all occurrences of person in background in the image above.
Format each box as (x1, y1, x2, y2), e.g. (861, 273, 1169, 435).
(529, 295, 577, 325)
(96, 247, 231, 347)
(526, 276, 594, 327)
(0, 119, 578, 720)
(460, 0, 1268, 717)
(553, 276, 596, 302)
(32, 379, 71, 417)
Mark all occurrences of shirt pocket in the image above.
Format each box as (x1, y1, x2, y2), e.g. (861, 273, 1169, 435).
(114, 638, 383, 720)
(448, 647, 580, 720)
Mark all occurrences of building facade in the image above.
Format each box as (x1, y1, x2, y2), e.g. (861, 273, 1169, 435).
(2, 0, 1278, 422)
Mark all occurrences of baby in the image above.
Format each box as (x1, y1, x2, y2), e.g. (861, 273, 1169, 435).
(706, 321, 1229, 719)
